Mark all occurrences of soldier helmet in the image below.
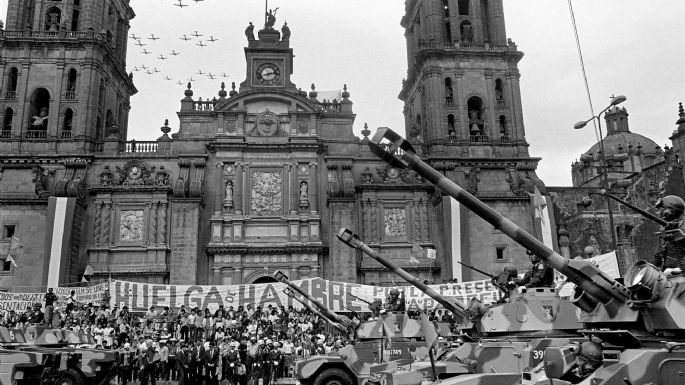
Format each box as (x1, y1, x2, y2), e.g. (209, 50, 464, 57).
(656, 195, 685, 215)
(389, 288, 400, 296)
(273, 341, 280, 348)
(577, 341, 603, 363)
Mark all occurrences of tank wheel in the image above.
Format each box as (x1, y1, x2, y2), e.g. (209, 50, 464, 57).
(55, 369, 84, 385)
(313, 368, 354, 385)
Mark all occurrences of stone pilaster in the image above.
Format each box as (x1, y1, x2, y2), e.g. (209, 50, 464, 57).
(309, 162, 318, 214)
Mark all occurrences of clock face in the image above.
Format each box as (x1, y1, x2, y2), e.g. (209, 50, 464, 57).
(256, 62, 281, 85)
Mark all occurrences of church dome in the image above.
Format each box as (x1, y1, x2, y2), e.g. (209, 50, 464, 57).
(583, 131, 662, 159)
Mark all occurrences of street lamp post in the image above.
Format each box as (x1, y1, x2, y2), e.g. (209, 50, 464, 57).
(574, 95, 627, 263)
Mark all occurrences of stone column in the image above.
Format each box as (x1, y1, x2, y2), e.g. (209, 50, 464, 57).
(149, 201, 158, 246)
(212, 267, 221, 285)
(215, 162, 224, 216)
(311, 265, 320, 278)
(233, 266, 243, 284)
(234, 163, 243, 214)
(290, 163, 298, 214)
(289, 264, 299, 280)
(484, 71, 496, 139)
(157, 202, 167, 245)
(93, 201, 102, 246)
(309, 162, 318, 214)
(102, 202, 112, 246)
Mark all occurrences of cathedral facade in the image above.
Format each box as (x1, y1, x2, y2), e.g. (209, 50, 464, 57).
(0, 0, 550, 289)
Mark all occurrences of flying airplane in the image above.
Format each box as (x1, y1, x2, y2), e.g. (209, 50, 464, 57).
(174, 0, 188, 8)
(165, 76, 173, 81)
(207, 73, 216, 80)
(130, 34, 140, 40)
(135, 41, 146, 47)
(140, 64, 149, 70)
(221, 73, 229, 78)
(187, 77, 195, 82)
(192, 31, 203, 38)
(193, 0, 205, 3)
(148, 34, 160, 41)
(146, 70, 154, 75)
(158, 55, 167, 60)
(180, 35, 191, 41)
(176, 81, 184, 85)
(133, 66, 141, 72)
(197, 70, 205, 75)
(153, 67, 161, 73)
(170, 50, 180, 56)
(141, 49, 151, 55)
(196, 41, 206, 47)
(208, 36, 218, 42)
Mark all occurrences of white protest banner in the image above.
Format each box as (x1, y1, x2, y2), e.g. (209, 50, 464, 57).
(109, 277, 503, 313)
(0, 282, 108, 312)
(557, 251, 620, 297)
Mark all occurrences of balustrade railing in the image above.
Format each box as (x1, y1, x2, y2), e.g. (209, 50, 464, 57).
(4, 91, 16, 99)
(65, 91, 76, 100)
(61, 131, 72, 139)
(469, 134, 490, 143)
(320, 101, 342, 112)
(499, 135, 511, 143)
(124, 140, 158, 153)
(26, 130, 47, 139)
(0, 131, 11, 139)
(496, 100, 506, 108)
(193, 100, 215, 111)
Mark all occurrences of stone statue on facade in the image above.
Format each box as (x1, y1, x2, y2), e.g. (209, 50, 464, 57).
(245, 22, 255, 41)
(265, 8, 279, 30)
(281, 22, 290, 41)
(461, 23, 473, 44)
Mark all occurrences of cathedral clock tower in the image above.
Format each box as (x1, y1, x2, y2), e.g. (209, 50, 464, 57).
(240, 17, 295, 92)
(400, 0, 551, 281)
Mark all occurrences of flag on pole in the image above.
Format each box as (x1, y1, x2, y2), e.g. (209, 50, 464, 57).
(419, 312, 438, 349)
(81, 276, 89, 283)
(6, 255, 17, 268)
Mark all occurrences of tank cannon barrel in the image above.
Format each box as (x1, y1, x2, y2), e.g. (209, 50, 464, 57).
(337, 228, 468, 320)
(368, 128, 631, 310)
(283, 288, 349, 333)
(274, 270, 353, 328)
(600, 189, 667, 226)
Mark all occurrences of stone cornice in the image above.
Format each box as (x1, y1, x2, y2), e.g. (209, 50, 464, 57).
(206, 244, 327, 255)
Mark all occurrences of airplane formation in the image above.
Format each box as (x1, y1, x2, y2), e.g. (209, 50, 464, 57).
(128, 1, 230, 86)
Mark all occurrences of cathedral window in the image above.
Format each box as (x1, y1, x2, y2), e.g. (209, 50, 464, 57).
(28, 88, 50, 137)
(445, 78, 454, 105)
(71, 9, 80, 31)
(6, 68, 18, 99)
(2, 108, 13, 138)
(467, 96, 485, 141)
(495, 78, 504, 100)
(62, 108, 73, 138)
(443, 0, 450, 18)
(499, 115, 508, 142)
(447, 114, 456, 142)
(458, 0, 470, 15)
(460, 21, 473, 44)
(45, 7, 62, 32)
(66, 69, 77, 99)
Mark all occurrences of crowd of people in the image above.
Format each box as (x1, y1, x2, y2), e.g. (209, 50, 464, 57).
(0, 288, 371, 385)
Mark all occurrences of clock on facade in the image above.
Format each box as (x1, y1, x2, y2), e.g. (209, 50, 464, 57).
(255, 62, 281, 85)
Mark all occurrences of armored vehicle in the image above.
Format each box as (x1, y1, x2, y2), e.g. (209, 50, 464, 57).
(275, 271, 447, 385)
(368, 127, 685, 385)
(0, 325, 119, 385)
(338, 228, 583, 384)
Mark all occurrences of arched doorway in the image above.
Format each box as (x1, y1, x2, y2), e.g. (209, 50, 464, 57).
(251, 276, 279, 284)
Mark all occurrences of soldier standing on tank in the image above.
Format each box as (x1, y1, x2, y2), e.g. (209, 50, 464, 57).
(382, 289, 406, 312)
(653, 195, 685, 277)
(492, 265, 518, 303)
(560, 341, 603, 382)
(515, 250, 554, 291)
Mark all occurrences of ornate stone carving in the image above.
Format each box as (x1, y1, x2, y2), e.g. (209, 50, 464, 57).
(251, 171, 282, 213)
(299, 181, 309, 209)
(120, 210, 144, 241)
(154, 166, 170, 186)
(253, 110, 280, 137)
(225, 120, 237, 133)
(33, 166, 49, 198)
(361, 168, 374, 184)
(224, 180, 234, 208)
(298, 120, 309, 134)
(298, 164, 309, 176)
(384, 207, 407, 238)
(99, 166, 114, 186)
(116, 160, 155, 186)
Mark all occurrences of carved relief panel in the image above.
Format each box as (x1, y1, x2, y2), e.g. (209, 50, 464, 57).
(250, 170, 283, 214)
(119, 210, 144, 241)
(383, 207, 407, 240)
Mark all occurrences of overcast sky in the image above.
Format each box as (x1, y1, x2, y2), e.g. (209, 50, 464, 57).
(1, 1, 683, 186)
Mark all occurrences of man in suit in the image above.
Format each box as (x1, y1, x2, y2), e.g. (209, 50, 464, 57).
(204, 340, 220, 385)
(192, 339, 206, 384)
(176, 342, 189, 385)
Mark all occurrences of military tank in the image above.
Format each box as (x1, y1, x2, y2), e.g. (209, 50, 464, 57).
(0, 325, 119, 385)
(274, 271, 447, 385)
(368, 127, 685, 385)
(338, 228, 583, 385)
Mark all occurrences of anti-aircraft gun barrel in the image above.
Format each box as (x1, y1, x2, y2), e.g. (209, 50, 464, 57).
(600, 189, 667, 226)
(274, 270, 353, 329)
(337, 228, 468, 320)
(457, 261, 496, 279)
(283, 288, 349, 334)
(368, 128, 631, 311)
(348, 292, 373, 305)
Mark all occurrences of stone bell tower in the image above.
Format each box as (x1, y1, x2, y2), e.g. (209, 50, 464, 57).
(0, 0, 137, 154)
(399, 0, 549, 281)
